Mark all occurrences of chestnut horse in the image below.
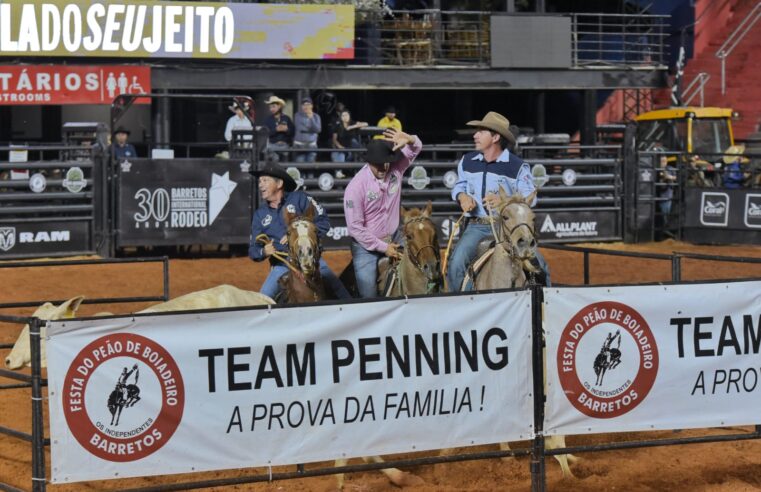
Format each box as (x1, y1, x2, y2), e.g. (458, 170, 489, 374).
(277, 205, 327, 304)
(380, 202, 443, 296)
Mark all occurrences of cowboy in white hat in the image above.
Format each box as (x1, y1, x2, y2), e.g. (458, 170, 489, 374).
(721, 144, 750, 189)
(263, 95, 294, 162)
(447, 111, 549, 291)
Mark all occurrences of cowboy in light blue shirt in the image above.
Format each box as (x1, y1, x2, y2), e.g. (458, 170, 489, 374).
(447, 112, 548, 291)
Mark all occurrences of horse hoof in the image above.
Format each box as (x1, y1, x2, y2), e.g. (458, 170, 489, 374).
(391, 471, 424, 487)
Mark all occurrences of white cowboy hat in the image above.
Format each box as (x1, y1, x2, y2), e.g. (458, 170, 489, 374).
(264, 95, 286, 107)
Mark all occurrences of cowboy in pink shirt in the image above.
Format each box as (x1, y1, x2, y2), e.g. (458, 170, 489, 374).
(343, 128, 422, 298)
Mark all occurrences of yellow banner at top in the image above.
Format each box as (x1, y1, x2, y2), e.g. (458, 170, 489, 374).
(0, 1, 355, 59)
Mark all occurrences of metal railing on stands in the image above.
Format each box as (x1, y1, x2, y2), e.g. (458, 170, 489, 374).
(716, 2, 761, 94)
(683, 72, 711, 106)
(348, 9, 669, 68)
(571, 12, 669, 68)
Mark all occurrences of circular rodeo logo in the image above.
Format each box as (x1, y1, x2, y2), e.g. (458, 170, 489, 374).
(62, 333, 184, 462)
(557, 301, 659, 418)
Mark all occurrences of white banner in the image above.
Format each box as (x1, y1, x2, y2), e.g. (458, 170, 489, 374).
(47, 292, 533, 483)
(544, 281, 761, 436)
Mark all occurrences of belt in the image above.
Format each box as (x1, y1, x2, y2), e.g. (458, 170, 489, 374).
(467, 216, 495, 225)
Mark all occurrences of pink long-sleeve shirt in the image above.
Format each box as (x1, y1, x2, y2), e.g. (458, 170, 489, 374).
(343, 136, 423, 253)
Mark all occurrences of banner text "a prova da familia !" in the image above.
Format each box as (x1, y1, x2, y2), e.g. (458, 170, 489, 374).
(0, 1, 355, 59)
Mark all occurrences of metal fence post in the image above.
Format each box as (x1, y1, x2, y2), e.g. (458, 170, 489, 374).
(530, 284, 546, 492)
(29, 317, 46, 492)
(583, 251, 590, 285)
(671, 254, 681, 282)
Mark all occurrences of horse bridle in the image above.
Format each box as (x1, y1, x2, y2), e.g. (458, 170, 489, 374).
(401, 215, 441, 292)
(287, 217, 322, 295)
(495, 201, 536, 261)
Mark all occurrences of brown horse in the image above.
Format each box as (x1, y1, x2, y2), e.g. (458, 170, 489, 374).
(277, 205, 326, 304)
(471, 188, 539, 291)
(335, 205, 442, 489)
(380, 202, 443, 296)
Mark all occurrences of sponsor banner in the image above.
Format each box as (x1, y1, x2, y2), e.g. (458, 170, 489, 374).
(0, 65, 151, 105)
(47, 292, 534, 482)
(544, 281, 761, 436)
(535, 210, 618, 241)
(685, 189, 761, 232)
(117, 158, 252, 246)
(0, 1, 354, 60)
(0, 221, 90, 257)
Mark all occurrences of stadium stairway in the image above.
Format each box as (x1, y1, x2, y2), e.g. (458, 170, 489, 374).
(678, 0, 761, 140)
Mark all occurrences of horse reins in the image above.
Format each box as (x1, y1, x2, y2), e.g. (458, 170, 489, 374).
(441, 212, 466, 291)
(398, 216, 442, 294)
(255, 231, 322, 296)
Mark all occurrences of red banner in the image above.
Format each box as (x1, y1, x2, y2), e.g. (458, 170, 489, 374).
(0, 65, 151, 105)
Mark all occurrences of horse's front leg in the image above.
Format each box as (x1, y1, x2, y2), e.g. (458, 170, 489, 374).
(362, 456, 424, 487)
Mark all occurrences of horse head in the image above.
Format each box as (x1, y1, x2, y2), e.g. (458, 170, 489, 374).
(284, 204, 320, 276)
(496, 188, 538, 272)
(401, 201, 442, 288)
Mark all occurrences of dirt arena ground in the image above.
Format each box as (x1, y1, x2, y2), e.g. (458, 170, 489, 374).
(1, 240, 760, 491)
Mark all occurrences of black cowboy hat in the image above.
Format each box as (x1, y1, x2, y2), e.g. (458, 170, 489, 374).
(250, 160, 297, 192)
(365, 140, 402, 165)
(113, 126, 130, 136)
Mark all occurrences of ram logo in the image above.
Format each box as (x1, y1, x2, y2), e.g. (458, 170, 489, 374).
(0, 227, 15, 252)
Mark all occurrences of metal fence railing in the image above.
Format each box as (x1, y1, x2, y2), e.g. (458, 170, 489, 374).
(571, 12, 670, 68)
(348, 10, 670, 68)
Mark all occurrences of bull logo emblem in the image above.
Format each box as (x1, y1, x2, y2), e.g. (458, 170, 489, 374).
(0, 227, 15, 252)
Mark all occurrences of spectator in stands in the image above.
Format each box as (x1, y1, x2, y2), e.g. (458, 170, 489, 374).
(343, 128, 422, 298)
(374, 106, 403, 139)
(655, 149, 677, 225)
(721, 144, 751, 189)
(331, 109, 368, 166)
(249, 159, 350, 300)
(293, 97, 321, 163)
(446, 111, 550, 292)
(110, 126, 137, 160)
(224, 101, 254, 143)
(263, 95, 294, 162)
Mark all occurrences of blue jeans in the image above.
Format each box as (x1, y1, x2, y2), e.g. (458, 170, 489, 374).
(351, 241, 384, 299)
(267, 141, 290, 163)
(446, 224, 551, 292)
(351, 230, 403, 299)
(446, 224, 492, 292)
(331, 151, 348, 163)
(260, 258, 351, 300)
(294, 141, 317, 163)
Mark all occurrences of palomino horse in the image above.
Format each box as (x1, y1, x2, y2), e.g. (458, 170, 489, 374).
(471, 188, 538, 291)
(465, 188, 579, 478)
(380, 202, 443, 296)
(277, 205, 327, 303)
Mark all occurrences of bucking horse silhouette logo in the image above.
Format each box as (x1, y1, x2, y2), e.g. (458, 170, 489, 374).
(593, 330, 622, 386)
(107, 364, 142, 426)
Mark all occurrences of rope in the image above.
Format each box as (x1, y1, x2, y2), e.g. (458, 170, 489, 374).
(255, 234, 301, 276)
(485, 203, 501, 244)
(441, 212, 465, 291)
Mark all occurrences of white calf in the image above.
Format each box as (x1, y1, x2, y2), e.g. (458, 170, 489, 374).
(4, 285, 275, 370)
